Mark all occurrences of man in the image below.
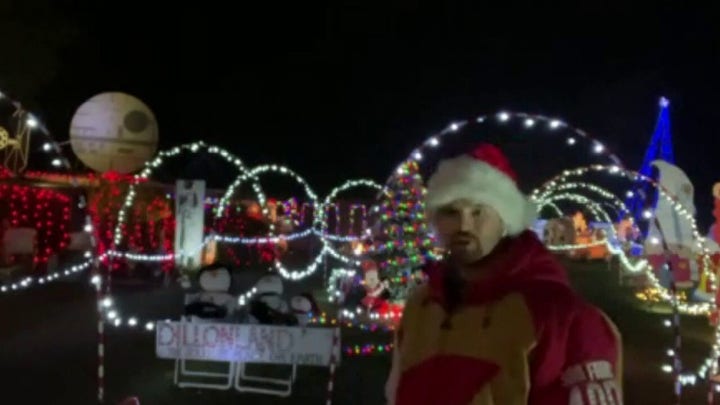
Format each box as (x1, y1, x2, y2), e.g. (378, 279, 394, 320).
(385, 144, 623, 405)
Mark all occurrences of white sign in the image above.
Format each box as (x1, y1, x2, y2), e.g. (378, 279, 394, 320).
(156, 322, 340, 366)
(174, 180, 205, 270)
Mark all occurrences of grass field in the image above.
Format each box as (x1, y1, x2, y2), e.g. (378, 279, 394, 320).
(0, 258, 717, 404)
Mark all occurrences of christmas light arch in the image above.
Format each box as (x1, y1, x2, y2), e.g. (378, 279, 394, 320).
(321, 179, 384, 242)
(385, 112, 626, 190)
(537, 193, 615, 224)
(532, 164, 720, 386)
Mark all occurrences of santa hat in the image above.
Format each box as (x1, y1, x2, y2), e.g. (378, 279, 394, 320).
(361, 259, 378, 274)
(425, 143, 536, 236)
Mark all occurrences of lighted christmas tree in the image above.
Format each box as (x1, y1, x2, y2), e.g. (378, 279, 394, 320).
(372, 160, 436, 301)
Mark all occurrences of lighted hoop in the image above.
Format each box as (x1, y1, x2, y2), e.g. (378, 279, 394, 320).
(385, 112, 625, 191)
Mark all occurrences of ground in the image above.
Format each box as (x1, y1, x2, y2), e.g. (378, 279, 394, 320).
(0, 258, 716, 404)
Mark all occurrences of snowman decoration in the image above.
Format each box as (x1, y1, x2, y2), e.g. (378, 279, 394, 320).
(184, 264, 235, 320)
(360, 259, 387, 310)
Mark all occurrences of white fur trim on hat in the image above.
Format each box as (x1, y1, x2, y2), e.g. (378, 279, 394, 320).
(425, 155, 537, 235)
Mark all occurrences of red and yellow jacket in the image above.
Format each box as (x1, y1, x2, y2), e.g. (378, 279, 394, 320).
(385, 231, 623, 405)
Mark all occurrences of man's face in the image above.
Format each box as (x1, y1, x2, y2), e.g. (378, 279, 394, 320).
(432, 199, 505, 265)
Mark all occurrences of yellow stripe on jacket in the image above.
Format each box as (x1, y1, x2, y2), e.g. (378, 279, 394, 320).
(394, 284, 537, 405)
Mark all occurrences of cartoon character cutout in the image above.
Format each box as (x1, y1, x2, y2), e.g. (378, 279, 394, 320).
(360, 259, 386, 309)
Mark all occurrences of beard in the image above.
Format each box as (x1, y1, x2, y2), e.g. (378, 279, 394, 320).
(447, 233, 484, 264)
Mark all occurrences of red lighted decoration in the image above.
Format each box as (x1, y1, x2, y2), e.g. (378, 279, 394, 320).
(214, 203, 276, 267)
(87, 176, 275, 272)
(88, 178, 174, 272)
(0, 184, 72, 268)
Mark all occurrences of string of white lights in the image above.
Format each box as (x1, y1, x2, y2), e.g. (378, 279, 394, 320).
(534, 182, 631, 215)
(540, 201, 564, 217)
(386, 112, 625, 190)
(0, 255, 94, 294)
(326, 268, 356, 303)
(537, 192, 615, 223)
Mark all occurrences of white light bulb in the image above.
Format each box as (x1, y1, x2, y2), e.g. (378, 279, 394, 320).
(626, 191, 634, 198)
(643, 210, 653, 219)
(145, 322, 154, 331)
(42, 143, 52, 152)
(661, 364, 673, 373)
(566, 137, 576, 145)
(413, 151, 422, 161)
(663, 319, 672, 327)
(128, 317, 137, 326)
(428, 137, 439, 147)
(450, 123, 459, 131)
(524, 118, 535, 127)
(51, 158, 62, 167)
(593, 143, 605, 153)
(549, 120, 562, 129)
(26, 116, 38, 128)
(497, 112, 510, 122)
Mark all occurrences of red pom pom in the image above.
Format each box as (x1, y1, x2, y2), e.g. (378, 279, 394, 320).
(468, 143, 517, 182)
(361, 259, 378, 273)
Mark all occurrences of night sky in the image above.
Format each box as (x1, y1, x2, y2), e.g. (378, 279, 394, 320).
(2, 2, 720, 225)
